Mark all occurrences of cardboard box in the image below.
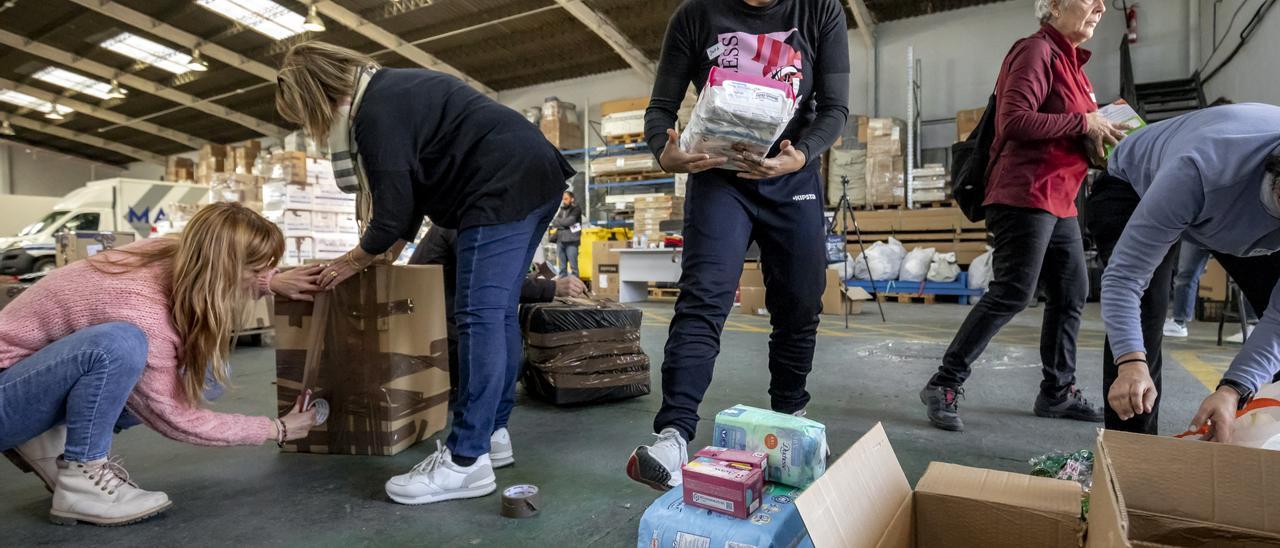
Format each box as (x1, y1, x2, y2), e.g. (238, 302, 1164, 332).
(273, 264, 449, 456)
(1087, 428, 1280, 547)
(1198, 258, 1228, 301)
(797, 423, 1084, 548)
(54, 231, 137, 268)
(591, 153, 659, 176)
(281, 210, 314, 236)
(600, 96, 649, 116)
(285, 236, 315, 266)
(601, 111, 646, 138)
(639, 483, 811, 548)
(237, 298, 272, 333)
(540, 98, 582, 150)
(711, 405, 828, 488)
(337, 213, 359, 234)
(822, 269, 872, 316)
(956, 107, 986, 141)
(263, 182, 313, 211)
(314, 232, 360, 260)
(269, 151, 308, 185)
(312, 211, 339, 233)
(682, 447, 767, 519)
(166, 157, 195, 183)
(739, 287, 767, 315)
(593, 264, 620, 300)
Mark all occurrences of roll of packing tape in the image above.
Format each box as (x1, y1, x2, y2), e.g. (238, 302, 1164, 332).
(311, 399, 329, 425)
(500, 484, 541, 519)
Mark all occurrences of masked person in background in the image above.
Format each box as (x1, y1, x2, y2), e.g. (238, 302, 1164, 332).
(0, 203, 321, 526)
(626, 0, 849, 491)
(920, 0, 1125, 432)
(1094, 103, 1280, 439)
(276, 42, 575, 505)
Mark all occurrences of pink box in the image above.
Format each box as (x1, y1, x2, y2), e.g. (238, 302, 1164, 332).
(681, 447, 767, 519)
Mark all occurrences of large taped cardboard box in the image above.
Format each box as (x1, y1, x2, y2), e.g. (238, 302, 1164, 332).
(54, 231, 137, 268)
(797, 423, 1084, 548)
(273, 264, 449, 456)
(822, 269, 871, 316)
(1086, 429, 1280, 547)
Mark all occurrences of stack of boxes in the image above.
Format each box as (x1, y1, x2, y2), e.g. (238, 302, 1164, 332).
(190, 140, 263, 185)
(825, 115, 868, 207)
(540, 97, 582, 150)
(599, 97, 648, 140)
(262, 152, 359, 266)
(632, 195, 683, 243)
(166, 157, 195, 183)
(864, 118, 907, 207)
(911, 164, 949, 203)
(196, 144, 227, 183)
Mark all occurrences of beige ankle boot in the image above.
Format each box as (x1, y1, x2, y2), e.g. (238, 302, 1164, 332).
(50, 457, 172, 526)
(3, 425, 66, 493)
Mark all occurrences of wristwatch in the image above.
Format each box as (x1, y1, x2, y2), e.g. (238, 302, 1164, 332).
(1217, 378, 1254, 410)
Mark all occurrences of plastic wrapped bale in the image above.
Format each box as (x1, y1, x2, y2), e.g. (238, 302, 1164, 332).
(637, 484, 813, 548)
(680, 67, 797, 171)
(711, 405, 829, 488)
(520, 298, 650, 405)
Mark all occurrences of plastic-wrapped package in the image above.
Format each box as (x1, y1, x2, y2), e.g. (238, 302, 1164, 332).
(968, 247, 995, 290)
(852, 238, 907, 281)
(637, 483, 813, 548)
(1029, 449, 1094, 490)
(680, 67, 798, 171)
(520, 298, 649, 406)
(711, 405, 828, 488)
(927, 252, 961, 282)
(899, 247, 936, 282)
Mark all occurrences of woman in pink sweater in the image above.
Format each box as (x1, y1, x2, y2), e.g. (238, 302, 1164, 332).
(0, 202, 321, 526)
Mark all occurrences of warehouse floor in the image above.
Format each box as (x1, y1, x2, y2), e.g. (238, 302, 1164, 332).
(1, 301, 1236, 546)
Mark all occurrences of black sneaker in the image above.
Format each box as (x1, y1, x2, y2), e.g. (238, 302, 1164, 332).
(1034, 386, 1104, 422)
(919, 384, 964, 431)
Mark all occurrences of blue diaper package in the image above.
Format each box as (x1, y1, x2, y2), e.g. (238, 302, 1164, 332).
(712, 405, 828, 488)
(636, 483, 813, 548)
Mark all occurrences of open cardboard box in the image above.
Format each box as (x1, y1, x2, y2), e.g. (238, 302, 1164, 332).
(1087, 429, 1280, 547)
(797, 423, 1084, 547)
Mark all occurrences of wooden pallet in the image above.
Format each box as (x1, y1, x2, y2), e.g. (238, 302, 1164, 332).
(886, 294, 936, 304)
(648, 286, 680, 301)
(605, 133, 646, 145)
(594, 172, 670, 183)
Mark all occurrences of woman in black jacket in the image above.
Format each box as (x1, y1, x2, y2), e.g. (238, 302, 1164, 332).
(551, 191, 583, 277)
(276, 42, 574, 505)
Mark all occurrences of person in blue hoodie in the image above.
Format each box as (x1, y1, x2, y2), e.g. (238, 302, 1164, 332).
(1088, 103, 1280, 440)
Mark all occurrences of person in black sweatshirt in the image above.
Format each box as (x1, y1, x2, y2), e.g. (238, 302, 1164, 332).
(550, 191, 584, 277)
(626, 0, 849, 491)
(275, 42, 574, 505)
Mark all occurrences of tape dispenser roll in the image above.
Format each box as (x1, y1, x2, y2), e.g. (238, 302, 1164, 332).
(500, 484, 541, 518)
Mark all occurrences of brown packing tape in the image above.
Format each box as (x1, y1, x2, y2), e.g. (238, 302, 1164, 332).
(527, 353, 649, 375)
(524, 341, 644, 363)
(538, 365, 651, 389)
(501, 485, 541, 518)
(524, 328, 640, 348)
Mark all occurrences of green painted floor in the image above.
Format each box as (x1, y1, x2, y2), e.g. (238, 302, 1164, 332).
(1, 301, 1238, 546)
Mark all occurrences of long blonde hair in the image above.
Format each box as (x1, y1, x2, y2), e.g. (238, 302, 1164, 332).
(89, 202, 285, 405)
(276, 41, 378, 141)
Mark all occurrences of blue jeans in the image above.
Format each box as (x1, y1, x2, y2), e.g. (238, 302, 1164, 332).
(1171, 239, 1210, 323)
(0, 323, 148, 462)
(447, 200, 558, 459)
(557, 243, 579, 277)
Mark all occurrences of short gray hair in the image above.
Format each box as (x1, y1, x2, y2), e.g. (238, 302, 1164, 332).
(1035, 0, 1055, 22)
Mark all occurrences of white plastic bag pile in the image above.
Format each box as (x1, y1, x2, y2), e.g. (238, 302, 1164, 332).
(968, 247, 995, 290)
(898, 247, 935, 283)
(927, 252, 960, 283)
(852, 238, 906, 281)
(681, 67, 798, 171)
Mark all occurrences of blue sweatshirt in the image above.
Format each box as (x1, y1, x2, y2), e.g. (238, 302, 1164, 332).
(1104, 103, 1280, 393)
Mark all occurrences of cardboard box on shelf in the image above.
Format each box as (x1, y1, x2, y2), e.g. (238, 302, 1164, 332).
(281, 210, 314, 236)
(591, 154, 659, 176)
(956, 106, 986, 141)
(600, 96, 649, 116)
(711, 405, 827, 488)
(601, 111, 646, 138)
(208, 173, 263, 205)
(796, 423, 1084, 548)
(237, 298, 272, 334)
(312, 211, 339, 233)
(231, 142, 261, 175)
(1198, 258, 1227, 301)
(1087, 428, 1280, 546)
(681, 447, 767, 519)
(273, 264, 449, 456)
(314, 232, 361, 260)
(166, 157, 195, 183)
(285, 237, 315, 266)
(54, 231, 136, 268)
(269, 151, 308, 185)
(263, 182, 313, 212)
(337, 213, 359, 233)
(866, 155, 905, 206)
(540, 98, 582, 150)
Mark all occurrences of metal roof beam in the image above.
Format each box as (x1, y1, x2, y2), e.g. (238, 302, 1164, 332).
(64, 0, 279, 82)
(0, 29, 287, 136)
(0, 76, 205, 150)
(6, 115, 165, 164)
(552, 0, 656, 82)
(313, 0, 495, 95)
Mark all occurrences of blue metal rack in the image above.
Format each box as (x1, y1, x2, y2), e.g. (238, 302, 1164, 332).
(845, 273, 985, 305)
(588, 177, 676, 189)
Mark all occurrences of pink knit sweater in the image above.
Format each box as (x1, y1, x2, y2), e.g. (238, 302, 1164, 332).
(0, 238, 275, 446)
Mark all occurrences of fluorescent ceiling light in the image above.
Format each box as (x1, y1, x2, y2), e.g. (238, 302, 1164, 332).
(100, 33, 195, 75)
(187, 49, 209, 72)
(303, 5, 325, 33)
(0, 89, 74, 115)
(31, 67, 115, 100)
(197, 0, 307, 40)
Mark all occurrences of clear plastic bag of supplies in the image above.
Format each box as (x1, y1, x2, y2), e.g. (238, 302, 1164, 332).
(853, 238, 906, 281)
(968, 247, 995, 290)
(898, 247, 936, 283)
(680, 67, 798, 171)
(927, 252, 961, 282)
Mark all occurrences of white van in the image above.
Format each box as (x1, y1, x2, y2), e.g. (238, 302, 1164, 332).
(0, 178, 208, 275)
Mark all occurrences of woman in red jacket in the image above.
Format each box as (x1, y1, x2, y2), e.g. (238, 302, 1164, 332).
(919, 0, 1128, 431)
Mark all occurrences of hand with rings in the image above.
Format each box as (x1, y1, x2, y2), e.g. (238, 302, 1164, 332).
(319, 249, 372, 290)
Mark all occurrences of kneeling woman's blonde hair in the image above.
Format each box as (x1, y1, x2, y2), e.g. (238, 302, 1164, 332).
(276, 41, 378, 141)
(89, 202, 284, 405)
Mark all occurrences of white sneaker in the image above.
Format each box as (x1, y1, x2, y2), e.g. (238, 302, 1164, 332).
(50, 457, 171, 526)
(4, 424, 66, 493)
(384, 441, 497, 505)
(490, 428, 514, 469)
(626, 428, 688, 491)
(1163, 319, 1188, 338)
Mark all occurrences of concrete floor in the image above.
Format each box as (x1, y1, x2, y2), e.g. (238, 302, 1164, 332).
(1, 301, 1238, 547)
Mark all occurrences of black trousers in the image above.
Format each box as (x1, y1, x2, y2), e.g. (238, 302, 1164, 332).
(931, 205, 1088, 399)
(654, 167, 827, 441)
(1089, 174, 1280, 434)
